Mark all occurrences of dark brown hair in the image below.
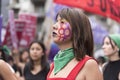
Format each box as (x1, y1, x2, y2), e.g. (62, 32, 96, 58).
(56, 8, 94, 61)
(0, 46, 9, 62)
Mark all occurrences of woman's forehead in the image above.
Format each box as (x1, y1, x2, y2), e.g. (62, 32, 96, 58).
(104, 37, 110, 41)
(104, 37, 116, 45)
(57, 15, 68, 22)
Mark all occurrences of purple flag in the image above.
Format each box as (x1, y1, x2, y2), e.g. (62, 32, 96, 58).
(0, 16, 2, 44)
(9, 10, 18, 49)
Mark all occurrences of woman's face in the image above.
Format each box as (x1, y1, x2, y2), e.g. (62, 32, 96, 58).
(52, 16, 72, 44)
(102, 37, 117, 57)
(29, 43, 44, 61)
(21, 51, 29, 62)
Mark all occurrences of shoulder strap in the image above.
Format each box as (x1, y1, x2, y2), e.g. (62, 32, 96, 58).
(67, 56, 92, 79)
(47, 62, 54, 78)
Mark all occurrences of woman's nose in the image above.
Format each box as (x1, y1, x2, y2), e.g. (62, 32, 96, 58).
(32, 49, 37, 53)
(102, 45, 105, 49)
(53, 23, 58, 30)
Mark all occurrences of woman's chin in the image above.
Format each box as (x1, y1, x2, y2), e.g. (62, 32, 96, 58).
(53, 38, 62, 44)
(53, 39, 60, 43)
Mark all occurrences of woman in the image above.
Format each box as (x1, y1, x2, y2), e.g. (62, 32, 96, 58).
(102, 34, 120, 80)
(11, 49, 29, 80)
(0, 46, 18, 80)
(23, 40, 50, 80)
(47, 8, 103, 80)
(0, 60, 19, 80)
(16, 49, 29, 76)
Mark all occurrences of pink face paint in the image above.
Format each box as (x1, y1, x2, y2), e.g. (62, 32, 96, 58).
(58, 23, 71, 41)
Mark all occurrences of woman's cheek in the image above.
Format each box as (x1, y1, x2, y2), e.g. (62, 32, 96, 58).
(58, 23, 72, 41)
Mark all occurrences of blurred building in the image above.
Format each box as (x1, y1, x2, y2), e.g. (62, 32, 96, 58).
(1, 0, 9, 26)
(1, 0, 120, 52)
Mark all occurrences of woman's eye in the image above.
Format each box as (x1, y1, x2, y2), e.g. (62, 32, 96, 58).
(56, 20, 58, 22)
(106, 42, 110, 45)
(36, 48, 41, 50)
(30, 48, 34, 50)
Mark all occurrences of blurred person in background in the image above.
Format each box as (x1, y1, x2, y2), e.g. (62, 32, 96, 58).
(0, 45, 10, 62)
(102, 34, 120, 80)
(23, 40, 50, 80)
(17, 49, 29, 76)
(0, 45, 19, 80)
(96, 56, 107, 72)
(47, 8, 103, 80)
(48, 41, 60, 63)
(12, 48, 29, 80)
(11, 48, 22, 79)
(0, 45, 14, 73)
(0, 60, 19, 80)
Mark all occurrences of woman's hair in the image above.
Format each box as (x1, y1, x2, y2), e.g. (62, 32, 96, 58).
(56, 8, 94, 60)
(0, 46, 9, 62)
(28, 40, 47, 70)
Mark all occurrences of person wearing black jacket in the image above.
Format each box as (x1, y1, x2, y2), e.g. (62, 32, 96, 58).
(102, 34, 120, 80)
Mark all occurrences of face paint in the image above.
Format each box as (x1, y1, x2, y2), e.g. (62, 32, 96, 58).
(58, 23, 71, 41)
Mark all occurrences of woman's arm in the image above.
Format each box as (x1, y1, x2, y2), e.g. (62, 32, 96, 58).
(0, 60, 19, 80)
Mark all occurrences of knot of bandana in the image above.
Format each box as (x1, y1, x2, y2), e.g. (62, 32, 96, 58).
(54, 48, 74, 75)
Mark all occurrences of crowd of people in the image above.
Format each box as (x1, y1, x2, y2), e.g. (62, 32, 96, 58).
(0, 7, 120, 80)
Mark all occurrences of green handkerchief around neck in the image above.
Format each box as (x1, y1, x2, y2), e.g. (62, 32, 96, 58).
(54, 48, 74, 75)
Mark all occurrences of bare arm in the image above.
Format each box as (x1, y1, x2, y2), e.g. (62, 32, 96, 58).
(84, 59, 103, 80)
(0, 60, 19, 80)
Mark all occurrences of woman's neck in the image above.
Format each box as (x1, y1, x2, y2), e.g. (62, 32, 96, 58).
(58, 42, 73, 51)
(109, 52, 120, 61)
(33, 60, 41, 65)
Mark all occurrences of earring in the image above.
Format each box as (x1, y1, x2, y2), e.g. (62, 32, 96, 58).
(118, 49, 120, 52)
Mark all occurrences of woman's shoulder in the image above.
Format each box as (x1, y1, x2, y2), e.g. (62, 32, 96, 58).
(0, 60, 10, 74)
(75, 56, 99, 71)
(0, 60, 5, 63)
(77, 56, 97, 67)
(85, 59, 98, 68)
(0, 60, 14, 73)
(0, 60, 6, 67)
(81, 56, 98, 67)
(74, 57, 103, 80)
(83, 58, 101, 74)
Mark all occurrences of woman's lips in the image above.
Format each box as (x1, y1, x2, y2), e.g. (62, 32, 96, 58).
(52, 32, 57, 37)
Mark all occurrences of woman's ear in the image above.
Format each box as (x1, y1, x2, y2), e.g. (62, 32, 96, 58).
(117, 48, 119, 52)
(115, 45, 119, 52)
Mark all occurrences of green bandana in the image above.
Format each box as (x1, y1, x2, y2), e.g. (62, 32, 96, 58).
(109, 34, 120, 49)
(54, 48, 74, 75)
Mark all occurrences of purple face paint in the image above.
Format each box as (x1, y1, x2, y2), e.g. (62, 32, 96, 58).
(58, 23, 71, 41)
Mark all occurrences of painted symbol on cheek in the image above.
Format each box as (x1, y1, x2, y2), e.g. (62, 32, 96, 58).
(58, 23, 71, 41)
